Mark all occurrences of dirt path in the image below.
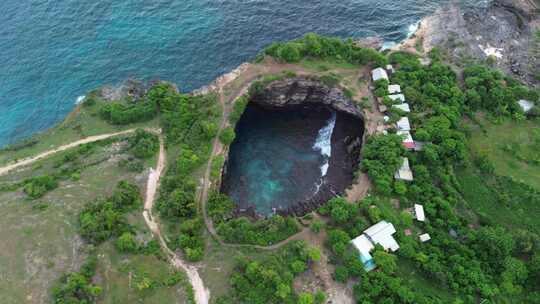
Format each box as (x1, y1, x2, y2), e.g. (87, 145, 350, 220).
(0, 129, 137, 176)
(142, 131, 210, 304)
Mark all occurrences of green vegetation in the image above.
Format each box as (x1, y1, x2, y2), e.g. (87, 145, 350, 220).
(264, 33, 387, 67)
(52, 252, 102, 303)
(219, 127, 236, 145)
(128, 129, 159, 159)
(23, 175, 59, 199)
(208, 192, 300, 246)
(361, 134, 405, 195)
(78, 181, 141, 245)
(156, 89, 221, 262)
(216, 241, 321, 304)
(466, 118, 540, 189)
(463, 64, 538, 116)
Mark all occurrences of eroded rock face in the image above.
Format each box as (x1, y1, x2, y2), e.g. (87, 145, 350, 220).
(250, 77, 364, 119)
(419, 0, 539, 84)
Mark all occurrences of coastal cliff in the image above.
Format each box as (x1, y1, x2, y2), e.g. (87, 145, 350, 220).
(250, 77, 364, 119)
(399, 0, 539, 84)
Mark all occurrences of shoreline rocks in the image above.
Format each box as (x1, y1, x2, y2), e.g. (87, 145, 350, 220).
(400, 0, 539, 85)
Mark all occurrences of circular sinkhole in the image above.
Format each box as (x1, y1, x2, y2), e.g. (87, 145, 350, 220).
(220, 77, 365, 217)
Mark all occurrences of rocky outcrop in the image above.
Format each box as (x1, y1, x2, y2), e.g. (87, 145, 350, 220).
(98, 79, 179, 102)
(251, 77, 364, 119)
(411, 0, 539, 84)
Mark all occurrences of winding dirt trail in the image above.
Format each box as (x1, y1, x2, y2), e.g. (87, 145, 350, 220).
(142, 131, 210, 304)
(0, 129, 137, 176)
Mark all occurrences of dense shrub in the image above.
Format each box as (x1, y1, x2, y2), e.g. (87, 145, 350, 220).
(52, 254, 102, 303)
(78, 181, 141, 244)
(128, 129, 159, 159)
(219, 127, 236, 145)
(361, 134, 405, 195)
(218, 241, 318, 303)
(208, 192, 300, 246)
(99, 100, 157, 125)
(23, 175, 58, 199)
(264, 33, 387, 67)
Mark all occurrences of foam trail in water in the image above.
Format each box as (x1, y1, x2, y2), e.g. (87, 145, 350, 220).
(75, 95, 86, 105)
(407, 20, 420, 38)
(313, 111, 337, 178)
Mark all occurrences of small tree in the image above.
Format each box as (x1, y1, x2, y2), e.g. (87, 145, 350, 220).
(219, 127, 236, 145)
(116, 232, 138, 253)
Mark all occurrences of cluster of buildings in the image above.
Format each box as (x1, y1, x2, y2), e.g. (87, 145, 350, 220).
(348, 66, 435, 272)
(351, 203, 429, 271)
(371, 66, 416, 182)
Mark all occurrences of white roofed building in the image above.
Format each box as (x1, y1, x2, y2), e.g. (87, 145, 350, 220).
(388, 84, 401, 94)
(396, 117, 411, 131)
(518, 99, 535, 113)
(386, 64, 395, 73)
(364, 221, 400, 252)
(388, 94, 406, 103)
(419, 233, 431, 242)
(395, 157, 414, 181)
(372, 68, 389, 82)
(414, 204, 425, 222)
(351, 221, 400, 271)
(397, 130, 415, 149)
(392, 103, 411, 113)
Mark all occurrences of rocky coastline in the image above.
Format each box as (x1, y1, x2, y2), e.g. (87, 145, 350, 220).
(398, 0, 539, 85)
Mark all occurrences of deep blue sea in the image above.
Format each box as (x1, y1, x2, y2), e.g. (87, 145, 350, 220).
(0, 0, 483, 147)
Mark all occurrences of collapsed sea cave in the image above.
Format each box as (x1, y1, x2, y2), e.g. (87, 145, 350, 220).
(220, 77, 365, 217)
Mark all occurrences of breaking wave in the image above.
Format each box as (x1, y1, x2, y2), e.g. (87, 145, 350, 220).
(313, 111, 337, 177)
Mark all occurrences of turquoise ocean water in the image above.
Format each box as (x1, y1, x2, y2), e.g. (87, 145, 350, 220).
(0, 0, 480, 146)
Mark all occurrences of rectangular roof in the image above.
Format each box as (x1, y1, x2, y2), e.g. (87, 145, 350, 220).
(351, 234, 374, 255)
(397, 130, 415, 149)
(388, 94, 406, 103)
(392, 103, 410, 113)
(372, 67, 389, 82)
(364, 221, 400, 252)
(396, 117, 411, 131)
(414, 204, 425, 222)
(395, 157, 414, 181)
(419, 233, 431, 242)
(518, 99, 535, 113)
(388, 84, 401, 94)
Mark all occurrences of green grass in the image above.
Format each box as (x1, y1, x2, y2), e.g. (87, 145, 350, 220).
(467, 116, 540, 190)
(198, 240, 273, 300)
(396, 259, 456, 302)
(456, 164, 540, 234)
(0, 102, 158, 166)
(0, 139, 150, 304)
(96, 243, 186, 304)
(299, 58, 359, 71)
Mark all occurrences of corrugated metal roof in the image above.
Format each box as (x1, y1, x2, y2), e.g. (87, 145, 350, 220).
(388, 84, 401, 94)
(372, 68, 389, 82)
(414, 204, 425, 222)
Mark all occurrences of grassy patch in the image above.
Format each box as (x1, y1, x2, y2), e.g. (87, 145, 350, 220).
(0, 140, 148, 303)
(467, 116, 540, 190)
(0, 102, 158, 166)
(95, 243, 187, 304)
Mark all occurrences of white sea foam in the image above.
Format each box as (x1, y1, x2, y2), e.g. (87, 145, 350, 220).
(407, 20, 420, 38)
(381, 20, 421, 51)
(75, 95, 86, 105)
(313, 111, 336, 177)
